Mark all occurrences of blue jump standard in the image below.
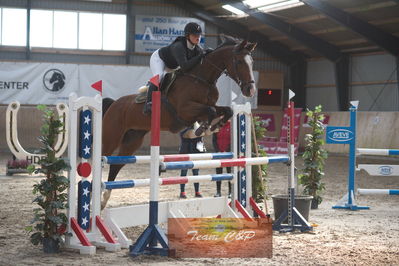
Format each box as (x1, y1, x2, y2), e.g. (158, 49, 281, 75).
(326, 102, 369, 210)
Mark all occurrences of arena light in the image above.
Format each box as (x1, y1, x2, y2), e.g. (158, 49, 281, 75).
(222, 4, 246, 15)
(243, 0, 303, 12)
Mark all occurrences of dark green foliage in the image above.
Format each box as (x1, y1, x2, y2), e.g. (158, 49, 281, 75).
(26, 105, 70, 247)
(298, 105, 328, 204)
(251, 115, 268, 202)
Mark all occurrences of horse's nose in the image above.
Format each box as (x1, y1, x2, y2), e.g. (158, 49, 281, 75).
(242, 83, 256, 97)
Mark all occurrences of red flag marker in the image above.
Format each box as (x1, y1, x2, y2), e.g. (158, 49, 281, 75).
(91, 80, 102, 95)
(149, 75, 160, 88)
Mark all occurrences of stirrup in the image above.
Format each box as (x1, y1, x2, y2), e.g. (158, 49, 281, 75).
(142, 102, 152, 115)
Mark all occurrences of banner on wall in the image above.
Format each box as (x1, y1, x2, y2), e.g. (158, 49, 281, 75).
(0, 62, 153, 105)
(0, 61, 257, 107)
(0, 62, 78, 104)
(134, 15, 205, 53)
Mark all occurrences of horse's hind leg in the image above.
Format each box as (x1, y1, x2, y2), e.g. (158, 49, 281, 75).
(101, 129, 148, 209)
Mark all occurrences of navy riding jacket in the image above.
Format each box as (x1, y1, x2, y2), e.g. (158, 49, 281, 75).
(158, 36, 203, 72)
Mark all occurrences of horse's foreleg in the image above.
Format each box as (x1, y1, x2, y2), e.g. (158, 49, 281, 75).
(195, 106, 218, 136)
(101, 129, 148, 209)
(210, 106, 233, 131)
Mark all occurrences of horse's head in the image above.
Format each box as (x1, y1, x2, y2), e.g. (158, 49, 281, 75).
(50, 72, 63, 84)
(226, 39, 257, 97)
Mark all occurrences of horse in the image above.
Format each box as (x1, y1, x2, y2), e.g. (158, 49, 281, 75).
(49, 71, 65, 92)
(101, 36, 257, 208)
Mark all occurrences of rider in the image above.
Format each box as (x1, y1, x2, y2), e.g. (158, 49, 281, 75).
(143, 22, 207, 114)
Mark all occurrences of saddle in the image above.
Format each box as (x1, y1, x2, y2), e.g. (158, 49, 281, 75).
(135, 71, 178, 104)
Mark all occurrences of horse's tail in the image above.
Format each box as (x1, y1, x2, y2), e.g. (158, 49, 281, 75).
(102, 97, 115, 118)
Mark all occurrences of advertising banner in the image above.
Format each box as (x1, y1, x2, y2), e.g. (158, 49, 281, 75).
(0, 61, 257, 107)
(135, 15, 205, 53)
(168, 218, 272, 258)
(0, 62, 153, 105)
(0, 62, 78, 105)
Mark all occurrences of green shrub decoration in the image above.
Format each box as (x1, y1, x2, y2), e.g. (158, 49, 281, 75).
(298, 105, 328, 205)
(26, 105, 70, 247)
(251, 115, 268, 202)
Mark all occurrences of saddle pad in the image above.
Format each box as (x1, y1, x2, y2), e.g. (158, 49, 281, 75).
(135, 86, 148, 103)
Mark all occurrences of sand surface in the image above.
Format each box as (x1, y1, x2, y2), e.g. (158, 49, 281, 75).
(0, 153, 398, 265)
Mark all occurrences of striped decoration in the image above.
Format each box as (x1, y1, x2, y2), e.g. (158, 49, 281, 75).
(79, 110, 92, 159)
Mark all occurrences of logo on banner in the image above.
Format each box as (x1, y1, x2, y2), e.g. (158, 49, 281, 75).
(43, 69, 66, 93)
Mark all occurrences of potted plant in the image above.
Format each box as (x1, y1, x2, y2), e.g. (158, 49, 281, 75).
(26, 105, 70, 253)
(298, 105, 328, 209)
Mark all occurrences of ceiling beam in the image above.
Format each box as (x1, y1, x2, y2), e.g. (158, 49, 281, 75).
(268, 17, 399, 42)
(226, 1, 343, 62)
(169, 0, 302, 65)
(301, 0, 399, 56)
(228, 1, 396, 24)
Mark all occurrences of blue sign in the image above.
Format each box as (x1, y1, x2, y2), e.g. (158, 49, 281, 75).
(134, 16, 205, 53)
(326, 126, 354, 144)
(378, 165, 393, 176)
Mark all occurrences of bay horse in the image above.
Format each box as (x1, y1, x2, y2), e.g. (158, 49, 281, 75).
(101, 36, 257, 208)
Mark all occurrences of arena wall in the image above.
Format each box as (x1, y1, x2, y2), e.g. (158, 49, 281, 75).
(1, 105, 398, 155)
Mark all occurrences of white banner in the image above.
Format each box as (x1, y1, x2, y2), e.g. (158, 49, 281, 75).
(0, 61, 258, 108)
(78, 65, 153, 99)
(134, 16, 205, 53)
(0, 62, 78, 105)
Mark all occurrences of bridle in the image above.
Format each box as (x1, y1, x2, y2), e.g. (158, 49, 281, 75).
(203, 49, 255, 89)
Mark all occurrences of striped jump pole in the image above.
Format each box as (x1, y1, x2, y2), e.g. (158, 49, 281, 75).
(103, 152, 233, 164)
(357, 148, 399, 156)
(357, 189, 399, 195)
(129, 75, 169, 257)
(272, 90, 312, 232)
(160, 156, 289, 171)
(102, 174, 234, 189)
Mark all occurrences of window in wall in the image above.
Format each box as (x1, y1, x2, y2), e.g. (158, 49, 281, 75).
(0, 10, 2, 44)
(79, 12, 102, 50)
(30, 10, 53, 48)
(103, 14, 126, 51)
(54, 11, 78, 49)
(2, 8, 27, 46)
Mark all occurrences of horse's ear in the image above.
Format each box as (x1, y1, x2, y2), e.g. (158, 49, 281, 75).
(234, 40, 248, 52)
(219, 34, 227, 43)
(246, 42, 257, 52)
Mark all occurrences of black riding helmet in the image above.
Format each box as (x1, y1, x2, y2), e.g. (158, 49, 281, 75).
(184, 22, 202, 35)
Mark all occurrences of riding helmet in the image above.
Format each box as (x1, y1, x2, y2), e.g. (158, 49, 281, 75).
(184, 22, 202, 35)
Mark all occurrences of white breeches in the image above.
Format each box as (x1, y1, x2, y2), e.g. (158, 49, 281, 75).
(150, 49, 173, 82)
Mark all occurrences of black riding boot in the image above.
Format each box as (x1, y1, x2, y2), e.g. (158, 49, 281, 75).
(143, 82, 157, 115)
